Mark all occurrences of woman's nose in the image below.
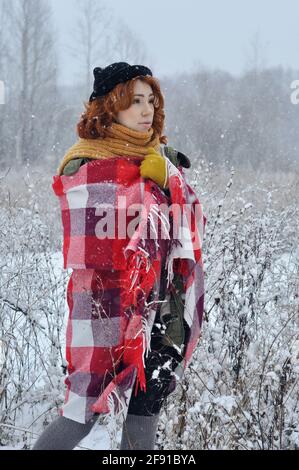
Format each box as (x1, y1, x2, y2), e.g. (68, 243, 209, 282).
(142, 103, 153, 115)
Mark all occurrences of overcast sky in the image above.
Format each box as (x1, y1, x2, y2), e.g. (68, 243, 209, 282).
(51, 0, 299, 85)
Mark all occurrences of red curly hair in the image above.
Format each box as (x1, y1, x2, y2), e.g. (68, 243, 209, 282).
(77, 75, 168, 144)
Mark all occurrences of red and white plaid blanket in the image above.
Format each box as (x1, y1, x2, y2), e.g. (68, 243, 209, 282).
(52, 156, 206, 423)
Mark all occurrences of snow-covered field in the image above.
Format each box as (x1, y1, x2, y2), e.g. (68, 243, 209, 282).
(0, 162, 298, 450)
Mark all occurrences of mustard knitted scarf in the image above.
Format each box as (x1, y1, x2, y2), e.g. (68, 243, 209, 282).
(57, 122, 161, 176)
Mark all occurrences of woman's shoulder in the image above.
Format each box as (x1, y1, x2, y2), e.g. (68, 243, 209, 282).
(59, 138, 93, 175)
(62, 157, 91, 176)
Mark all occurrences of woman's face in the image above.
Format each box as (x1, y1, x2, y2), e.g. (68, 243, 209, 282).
(115, 79, 155, 132)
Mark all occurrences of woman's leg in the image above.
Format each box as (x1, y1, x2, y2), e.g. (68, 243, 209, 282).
(120, 341, 179, 450)
(120, 413, 160, 450)
(31, 414, 99, 450)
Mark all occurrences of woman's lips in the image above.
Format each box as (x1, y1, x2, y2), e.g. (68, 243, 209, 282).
(140, 122, 151, 127)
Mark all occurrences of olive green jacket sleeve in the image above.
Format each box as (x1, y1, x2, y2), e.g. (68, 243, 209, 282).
(62, 158, 91, 176)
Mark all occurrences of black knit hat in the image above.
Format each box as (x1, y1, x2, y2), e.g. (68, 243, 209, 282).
(89, 62, 153, 102)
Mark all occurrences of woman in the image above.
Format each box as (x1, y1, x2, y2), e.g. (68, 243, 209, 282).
(32, 62, 206, 451)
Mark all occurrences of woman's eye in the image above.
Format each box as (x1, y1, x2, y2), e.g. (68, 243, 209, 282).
(133, 99, 155, 104)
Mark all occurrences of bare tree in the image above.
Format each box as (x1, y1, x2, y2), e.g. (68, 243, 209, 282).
(109, 17, 153, 66)
(69, 1, 155, 95)
(243, 29, 269, 74)
(0, 0, 6, 74)
(3, 0, 58, 163)
(70, 0, 114, 94)
(0, 1, 8, 110)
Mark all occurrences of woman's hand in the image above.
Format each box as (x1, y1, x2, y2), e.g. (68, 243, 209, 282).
(140, 147, 168, 189)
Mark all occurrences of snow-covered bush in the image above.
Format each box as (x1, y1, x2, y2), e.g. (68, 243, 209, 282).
(157, 160, 299, 450)
(0, 167, 68, 448)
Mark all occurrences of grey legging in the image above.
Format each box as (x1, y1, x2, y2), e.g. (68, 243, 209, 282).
(31, 412, 160, 450)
